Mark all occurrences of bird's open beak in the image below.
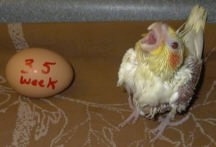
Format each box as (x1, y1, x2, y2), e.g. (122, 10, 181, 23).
(140, 22, 168, 52)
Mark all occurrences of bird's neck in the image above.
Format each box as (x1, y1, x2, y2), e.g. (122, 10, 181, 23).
(136, 46, 177, 81)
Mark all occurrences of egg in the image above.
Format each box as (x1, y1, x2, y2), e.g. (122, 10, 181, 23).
(5, 48, 73, 98)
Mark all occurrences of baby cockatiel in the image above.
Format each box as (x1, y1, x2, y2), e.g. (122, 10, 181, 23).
(117, 5, 207, 138)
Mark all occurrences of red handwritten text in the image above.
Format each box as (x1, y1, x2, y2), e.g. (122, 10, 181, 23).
(20, 59, 34, 74)
(20, 59, 56, 74)
(41, 62, 56, 74)
(19, 59, 58, 90)
(20, 75, 58, 90)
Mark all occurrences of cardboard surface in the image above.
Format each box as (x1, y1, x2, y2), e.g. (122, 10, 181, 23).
(0, 22, 216, 146)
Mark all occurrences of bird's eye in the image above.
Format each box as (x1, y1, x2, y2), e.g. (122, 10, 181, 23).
(171, 41, 179, 49)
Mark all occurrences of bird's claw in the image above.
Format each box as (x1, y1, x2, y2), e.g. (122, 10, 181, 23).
(118, 108, 140, 128)
(150, 115, 171, 142)
(150, 114, 190, 142)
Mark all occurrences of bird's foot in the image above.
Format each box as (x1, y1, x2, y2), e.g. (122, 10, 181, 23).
(150, 114, 172, 142)
(118, 108, 140, 127)
(150, 114, 190, 142)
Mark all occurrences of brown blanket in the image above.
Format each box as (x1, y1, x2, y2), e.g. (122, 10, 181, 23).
(0, 22, 216, 146)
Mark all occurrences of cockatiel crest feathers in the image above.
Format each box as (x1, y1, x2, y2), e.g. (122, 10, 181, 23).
(177, 5, 207, 59)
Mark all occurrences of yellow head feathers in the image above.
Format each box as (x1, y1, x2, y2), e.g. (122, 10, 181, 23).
(135, 22, 184, 80)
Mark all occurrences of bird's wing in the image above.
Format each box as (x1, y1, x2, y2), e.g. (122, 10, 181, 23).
(173, 5, 207, 112)
(117, 48, 137, 91)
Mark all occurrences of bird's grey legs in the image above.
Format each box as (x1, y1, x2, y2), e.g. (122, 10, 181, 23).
(118, 93, 140, 127)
